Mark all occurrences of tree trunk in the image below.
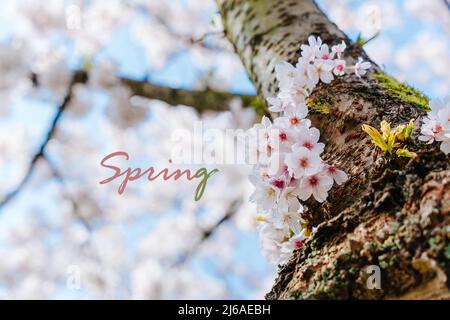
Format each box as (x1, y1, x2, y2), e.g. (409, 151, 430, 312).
(217, 0, 449, 299)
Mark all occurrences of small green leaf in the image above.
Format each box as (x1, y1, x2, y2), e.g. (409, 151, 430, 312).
(380, 120, 391, 140)
(289, 228, 295, 238)
(396, 147, 415, 158)
(387, 132, 397, 154)
(362, 124, 388, 152)
(405, 119, 414, 140)
(395, 124, 406, 141)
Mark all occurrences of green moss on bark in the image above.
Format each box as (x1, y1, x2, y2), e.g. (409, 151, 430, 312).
(374, 71, 430, 111)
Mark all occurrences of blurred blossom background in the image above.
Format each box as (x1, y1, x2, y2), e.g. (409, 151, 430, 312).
(0, 0, 448, 299)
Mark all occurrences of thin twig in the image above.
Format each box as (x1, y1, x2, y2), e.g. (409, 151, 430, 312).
(190, 31, 225, 45)
(148, 9, 229, 52)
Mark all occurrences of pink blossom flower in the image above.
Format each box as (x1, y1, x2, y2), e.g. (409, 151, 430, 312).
(333, 59, 346, 76)
(300, 36, 322, 62)
(292, 127, 325, 154)
(324, 164, 349, 185)
(331, 41, 346, 59)
(298, 174, 333, 203)
(354, 57, 371, 77)
(285, 147, 322, 179)
(279, 231, 306, 264)
(275, 61, 300, 90)
(312, 60, 334, 84)
(267, 97, 292, 113)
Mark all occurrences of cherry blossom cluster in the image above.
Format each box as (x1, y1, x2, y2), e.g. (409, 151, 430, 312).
(249, 36, 371, 266)
(418, 96, 450, 155)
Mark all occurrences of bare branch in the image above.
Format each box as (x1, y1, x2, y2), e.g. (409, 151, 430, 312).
(31, 71, 257, 113)
(120, 76, 256, 112)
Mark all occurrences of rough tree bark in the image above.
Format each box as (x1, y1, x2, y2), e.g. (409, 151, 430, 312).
(217, 0, 449, 299)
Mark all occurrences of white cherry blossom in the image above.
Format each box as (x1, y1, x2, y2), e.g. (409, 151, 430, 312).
(267, 96, 292, 113)
(275, 61, 300, 90)
(277, 186, 303, 214)
(249, 181, 280, 211)
(354, 57, 371, 77)
(291, 127, 325, 154)
(285, 146, 322, 178)
(279, 231, 306, 264)
(312, 60, 334, 84)
(333, 59, 347, 76)
(324, 164, 349, 185)
(331, 41, 346, 59)
(298, 173, 333, 203)
(317, 43, 333, 61)
(300, 35, 322, 62)
(419, 96, 450, 154)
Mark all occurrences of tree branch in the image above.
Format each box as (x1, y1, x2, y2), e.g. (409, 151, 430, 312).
(120, 77, 256, 112)
(31, 71, 257, 113)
